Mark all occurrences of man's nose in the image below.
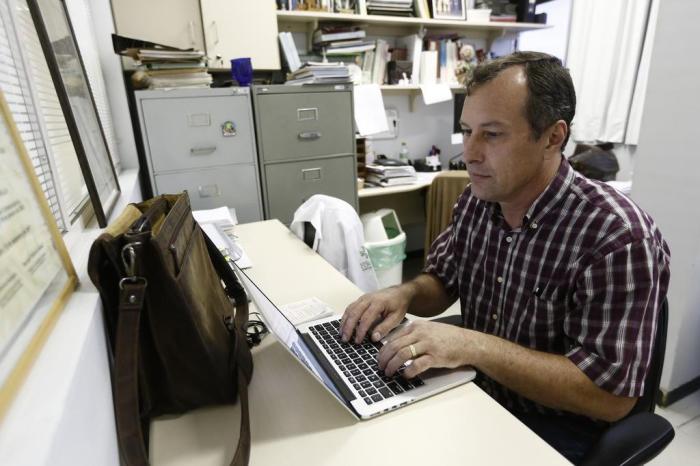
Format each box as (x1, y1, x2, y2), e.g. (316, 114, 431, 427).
(463, 135, 483, 164)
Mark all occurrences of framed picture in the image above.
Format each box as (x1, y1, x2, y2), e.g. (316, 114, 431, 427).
(432, 0, 466, 20)
(0, 90, 78, 421)
(27, 0, 119, 228)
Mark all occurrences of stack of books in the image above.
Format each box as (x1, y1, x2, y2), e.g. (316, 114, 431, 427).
(365, 163, 417, 187)
(367, 0, 415, 17)
(313, 25, 373, 57)
(129, 48, 211, 89)
(286, 62, 352, 85)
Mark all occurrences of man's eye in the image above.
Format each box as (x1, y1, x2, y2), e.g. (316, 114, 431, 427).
(484, 131, 501, 139)
(461, 129, 472, 136)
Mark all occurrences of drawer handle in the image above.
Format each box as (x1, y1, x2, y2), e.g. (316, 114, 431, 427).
(298, 132, 321, 141)
(302, 167, 322, 181)
(198, 184, 220, 198)
(190, 146, 217, 156)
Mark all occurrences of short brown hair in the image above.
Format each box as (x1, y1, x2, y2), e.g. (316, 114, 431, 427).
(467, 51, 576, 149)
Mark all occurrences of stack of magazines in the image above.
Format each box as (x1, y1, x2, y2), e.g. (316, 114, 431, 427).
(365, 163, 417, 187)
(367, 0, 415, 17)
(129, 48, 211, 89)
(286, 62, 351, 85)
(312, 25, 374, 57)
(113, 34, 211, 89)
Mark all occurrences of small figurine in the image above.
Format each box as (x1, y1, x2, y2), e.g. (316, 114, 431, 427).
(454, 43, 477, 87)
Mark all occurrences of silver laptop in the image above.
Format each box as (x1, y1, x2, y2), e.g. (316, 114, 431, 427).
(234, 265, 476, 420)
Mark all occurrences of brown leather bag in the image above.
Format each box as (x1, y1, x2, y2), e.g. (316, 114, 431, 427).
(88, 193, 253, 465)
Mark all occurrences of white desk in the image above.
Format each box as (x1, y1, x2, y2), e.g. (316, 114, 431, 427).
(150, 220, 568, 466)
(358, 172, 441, 198)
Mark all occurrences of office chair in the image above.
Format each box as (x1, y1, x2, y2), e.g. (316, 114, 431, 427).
(432, 299, 674, 465)
(580, 298, 674, 465)
(424, 171, 470, 261)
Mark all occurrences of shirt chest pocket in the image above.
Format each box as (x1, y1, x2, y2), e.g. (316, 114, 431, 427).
(525, 281, 569, 344)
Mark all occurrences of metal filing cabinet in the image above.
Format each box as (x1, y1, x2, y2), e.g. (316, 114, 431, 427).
(252, 84, 358, 224)
(135, 87, 263, 223)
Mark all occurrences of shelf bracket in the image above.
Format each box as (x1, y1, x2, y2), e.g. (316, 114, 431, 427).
(486, 29, 508, 53)
(306, 19, 319, 52)
(409, 90, 419, 113)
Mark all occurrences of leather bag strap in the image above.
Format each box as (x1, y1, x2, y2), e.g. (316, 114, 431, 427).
(203, 234, 252, 466)
(115, 279, 149, 466)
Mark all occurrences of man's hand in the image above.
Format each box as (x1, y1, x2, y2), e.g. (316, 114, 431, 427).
(340, 286, 413, 344)
(377, 321, 470, 378)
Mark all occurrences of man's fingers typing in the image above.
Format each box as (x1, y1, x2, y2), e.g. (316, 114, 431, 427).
(370, 311, 406, 342)
(340, 298, 369, 342)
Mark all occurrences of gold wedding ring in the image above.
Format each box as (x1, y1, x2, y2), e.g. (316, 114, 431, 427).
(409, 344, 417, 359)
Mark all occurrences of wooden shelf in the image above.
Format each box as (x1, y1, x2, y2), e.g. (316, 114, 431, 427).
(277, 10, 550, 33)
(379, 84, 464, 92)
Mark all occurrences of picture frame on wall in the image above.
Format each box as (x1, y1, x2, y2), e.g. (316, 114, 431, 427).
(432, 0, 466, 20)
(0, 90, 78, 421)
(27, 0, 120, 228)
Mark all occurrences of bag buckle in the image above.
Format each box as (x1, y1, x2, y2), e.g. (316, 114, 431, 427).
(120, 242, 147, 289)
(119, 276, 148, 290)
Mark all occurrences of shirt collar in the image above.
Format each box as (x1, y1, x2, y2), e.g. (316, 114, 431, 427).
(523, 156, 574, 226)
(487, 156, 574, 228)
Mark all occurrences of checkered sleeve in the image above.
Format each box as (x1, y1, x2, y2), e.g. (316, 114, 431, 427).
(423, 222, 461, 301)
(565, 236, 670, 397)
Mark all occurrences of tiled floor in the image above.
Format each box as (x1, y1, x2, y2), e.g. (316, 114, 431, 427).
(649, 389, 700, 464)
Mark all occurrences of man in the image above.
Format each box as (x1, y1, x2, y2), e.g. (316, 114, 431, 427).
(340, 51, 670, 464)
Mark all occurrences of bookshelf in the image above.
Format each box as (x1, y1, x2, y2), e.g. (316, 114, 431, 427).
(276, 10, 550, 33)
(277, 9, 550, 104)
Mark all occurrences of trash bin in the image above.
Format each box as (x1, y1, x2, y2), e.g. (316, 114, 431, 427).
(361, 209, 406, 288)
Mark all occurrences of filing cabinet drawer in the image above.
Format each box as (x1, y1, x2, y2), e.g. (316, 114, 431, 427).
(264, 156, 357, 224)
(142, 94, 255, 173)
(256, 92, 354, 162)
(154, 164, 262, 223)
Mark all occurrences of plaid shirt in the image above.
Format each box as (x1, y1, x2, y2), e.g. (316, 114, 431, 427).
(424, 158, 670, 415)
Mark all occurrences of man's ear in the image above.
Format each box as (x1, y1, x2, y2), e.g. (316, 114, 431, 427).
(544, 120, 568, 157)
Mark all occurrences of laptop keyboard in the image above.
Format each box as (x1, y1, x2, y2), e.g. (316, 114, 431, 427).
(309, 320, 424, 406)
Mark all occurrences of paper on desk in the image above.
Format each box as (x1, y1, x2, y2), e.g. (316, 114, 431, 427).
(200, 222, 253, 269)
(451, 132, 464, 145)
(353, 84, 389, 136)
(421, 84, 452, 105)
(280, 297, 335, 326)
(192, 206, 237, 226)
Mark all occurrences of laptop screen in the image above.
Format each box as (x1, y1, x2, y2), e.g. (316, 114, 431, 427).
(233, 266, 344, 401)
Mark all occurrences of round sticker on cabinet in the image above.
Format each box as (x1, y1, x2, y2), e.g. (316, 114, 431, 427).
(221, 121, 237, 137)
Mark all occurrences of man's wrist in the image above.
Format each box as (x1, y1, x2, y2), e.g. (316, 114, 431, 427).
(461, 328, 489, 369)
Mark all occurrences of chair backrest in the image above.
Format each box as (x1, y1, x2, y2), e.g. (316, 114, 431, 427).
(303, 221, 316, 249)
(629, 297, 668, 416)
(424, 171, 470, 258)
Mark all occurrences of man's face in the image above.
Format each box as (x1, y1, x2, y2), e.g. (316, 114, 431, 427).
(460, 67, 553, 206)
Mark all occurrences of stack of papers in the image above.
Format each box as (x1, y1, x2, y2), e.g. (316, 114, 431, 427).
(286, 61, 352, 85)
(365, 163, 417, 186)
(193, 206, 252, 269)
(280, 297, 335, 326)
(367, 0, 415, 17)
(127, 47, 211, 89)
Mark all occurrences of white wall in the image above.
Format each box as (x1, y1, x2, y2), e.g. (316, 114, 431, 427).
(518, 0, 572, 62)
(631, 0, 700, 395)
(84, 0, 139, 170)
(369, 95, 457, 168)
